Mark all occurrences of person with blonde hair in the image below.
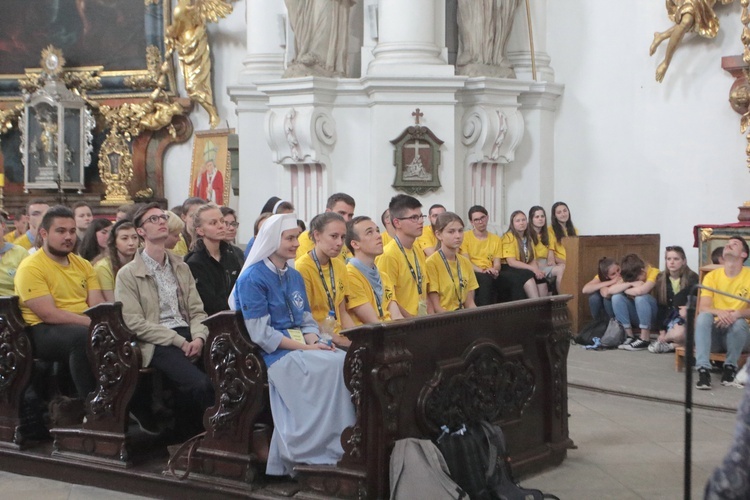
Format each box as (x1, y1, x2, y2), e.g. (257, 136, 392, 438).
(164, 210, 184, 251)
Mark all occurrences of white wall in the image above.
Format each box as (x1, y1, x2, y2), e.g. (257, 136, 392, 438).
(547, 1, 746, 268)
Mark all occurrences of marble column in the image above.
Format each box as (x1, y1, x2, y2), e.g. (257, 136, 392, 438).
(238, 0, 287, 83)
(367, 0, 453, 76)
(506, 0, 554, 82)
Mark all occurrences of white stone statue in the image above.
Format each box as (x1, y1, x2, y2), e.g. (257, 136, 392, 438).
(456, 0, 522, 78)
(284, 0, 355, 78)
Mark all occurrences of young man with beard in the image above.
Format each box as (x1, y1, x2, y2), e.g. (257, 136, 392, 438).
(345, 216, 403, 325)
(15, 206, 104, 399)
(115, 203, 213, 435)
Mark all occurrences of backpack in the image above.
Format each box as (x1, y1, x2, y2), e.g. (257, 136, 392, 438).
(390, 438, 467, 499)
(599, 319, 626, 349)
(435, 422, 559, 500)
(574, 318, 609, 346)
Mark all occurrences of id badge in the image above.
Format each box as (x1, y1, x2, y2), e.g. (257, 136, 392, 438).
(288, 328, 306, 345)
(417, 298, 428, 317)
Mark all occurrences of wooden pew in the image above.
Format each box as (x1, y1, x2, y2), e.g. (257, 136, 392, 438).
(0, 297, 33, 449)
(167, 310, 269, 484)
(560, 235, 661, 333)
(296, 295, 574, 499)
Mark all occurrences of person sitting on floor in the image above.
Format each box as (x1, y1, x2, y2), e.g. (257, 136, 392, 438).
(608, 253, 659, 351)
(229, 213, 355, 476)
(15, 205, 104, 401)
(345, 216, 403, 325)
(184, 203, 243, 317)
(695, 236, 750, 390)
(582, 257, 620, 321)
(115, 203, 214, 436)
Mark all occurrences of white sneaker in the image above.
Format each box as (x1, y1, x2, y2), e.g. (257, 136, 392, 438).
(736, 366, 749, 386)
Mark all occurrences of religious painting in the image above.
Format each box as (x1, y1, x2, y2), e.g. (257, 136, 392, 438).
(0, 0, 175, 98)
(189, 128, 233, 206)
(696, 225, 750, 268)
(390, 109, 443, 195)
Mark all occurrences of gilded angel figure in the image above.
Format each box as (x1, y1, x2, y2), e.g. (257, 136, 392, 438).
(650, 0, 734, 83)
(166, 0, 234, 128)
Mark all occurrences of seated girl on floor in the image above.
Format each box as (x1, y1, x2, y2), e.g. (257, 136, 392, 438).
(650, 245, 698, 353)
(229, 213, 355, 477)
(607, 253, 659, 351)
(581, 257, 621, 321)
(425, 212, 479, 312)
(528, 206, 565, 293)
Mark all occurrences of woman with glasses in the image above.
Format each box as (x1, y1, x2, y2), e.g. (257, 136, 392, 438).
(460, 205, 502, 306)
(649, 245, 698, 353)
(220, 206, 245, 263)
(295, 212, 354, 347)
(185, 204, 243, 316)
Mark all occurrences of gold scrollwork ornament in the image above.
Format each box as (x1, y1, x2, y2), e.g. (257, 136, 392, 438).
(99, 132, 134, 205)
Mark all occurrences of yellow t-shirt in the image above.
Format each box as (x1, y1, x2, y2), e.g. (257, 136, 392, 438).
(13, 233, 33, 251)
(501, 232, 533, 264)
(382, 231, 394, 249)
(415, 228, 438, 255)
(548, 226, 578, 261)
(172, 234, 188, 257)
(346, 263, 394, 325)
(376, 238, 429, 316)
(296, 230, 350, 263)
(426, 252, 479, 311)
(532, 235, 551, 263)
(460, 231, 502, 270)
(94, 256, 115, 292)
(701, 267, 750, 311)
(296, 251, 349, 334)
(644, 265, 659, 283)
(15, 250, 101, 326)
(0, 244, 28, 297)
(3, 231, 19, 243)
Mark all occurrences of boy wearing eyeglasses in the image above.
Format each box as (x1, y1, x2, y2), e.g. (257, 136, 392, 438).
(15, 205, 104, 404)
(375, 194, 432, 317)
(115, 202, 213, 437)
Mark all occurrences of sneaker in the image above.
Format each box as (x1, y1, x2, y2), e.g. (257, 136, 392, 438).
(721, 365, 738, 386)
(129, 410, 161, 436)
(696, 368, 711, 390)
(737, 367, 749, 386)
(648, 341, 675, 354)
(618, 337, 636, 350)
(622, 339, 650, 351)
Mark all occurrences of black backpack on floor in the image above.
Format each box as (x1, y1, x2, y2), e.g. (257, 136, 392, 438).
(435, 421, 559, 500)
(574, 318, 608, 346)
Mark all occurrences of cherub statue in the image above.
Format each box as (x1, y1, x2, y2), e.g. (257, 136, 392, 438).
(166, 0, 233, 128)
(650, 0, 735, 83)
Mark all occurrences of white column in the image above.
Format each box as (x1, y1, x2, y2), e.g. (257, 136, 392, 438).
(238, 0, 287, 83)
(507, 0, 554, 82)
(367, 0, 453, 76)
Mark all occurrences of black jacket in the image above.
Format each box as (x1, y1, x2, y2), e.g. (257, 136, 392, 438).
(184, 239, 243, 316)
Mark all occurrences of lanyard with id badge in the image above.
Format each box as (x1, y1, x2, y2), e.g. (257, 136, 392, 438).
(395, 236, 428, 316)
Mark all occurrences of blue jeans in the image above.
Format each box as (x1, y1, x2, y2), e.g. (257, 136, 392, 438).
(695, 312, 750, 370)
(589, 293, 614, 321)
(611, 293, 657, 330)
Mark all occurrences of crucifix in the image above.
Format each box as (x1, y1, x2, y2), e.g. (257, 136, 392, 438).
(405, 140, 429, 161)
(412, 108, 423, 125)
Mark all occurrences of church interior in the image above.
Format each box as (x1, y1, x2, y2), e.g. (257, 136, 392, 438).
(0, 0, 749, 498)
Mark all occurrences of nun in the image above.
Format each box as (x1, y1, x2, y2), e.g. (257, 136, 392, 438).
(229, 213, 355, 476)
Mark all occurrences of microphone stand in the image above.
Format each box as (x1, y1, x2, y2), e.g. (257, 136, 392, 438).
(683, 283, 750, 500)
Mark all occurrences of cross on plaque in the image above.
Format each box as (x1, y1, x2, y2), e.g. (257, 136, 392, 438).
(412, 108, 424, 125)
(405, 140, 429, 160)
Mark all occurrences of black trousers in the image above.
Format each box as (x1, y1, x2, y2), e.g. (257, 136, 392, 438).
(30, 323, 96, 399)
(474, 272, 498, 306)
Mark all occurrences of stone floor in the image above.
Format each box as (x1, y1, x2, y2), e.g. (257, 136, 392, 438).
(0, 343, 744, 499)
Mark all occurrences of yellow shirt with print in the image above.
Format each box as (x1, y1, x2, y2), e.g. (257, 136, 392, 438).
(501, 232, 534, 264)
(460, 231, 502, 270)
(426, 252, 479, 311)
(700, 267, 750, 312)
(375, 238, 429, 316)
(0, 244, 28, 296)
(296, 230, 350, 263)
(346, 263, 395, 325)
(13, 233, 33, 251)
(94, 256, 115, 292)
(296, 251, 349, 334)
(415, 228, 437, 256)
(15, 250, 101, 326)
